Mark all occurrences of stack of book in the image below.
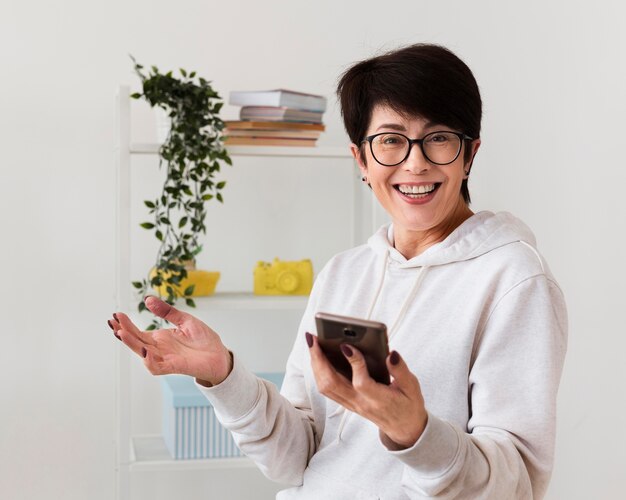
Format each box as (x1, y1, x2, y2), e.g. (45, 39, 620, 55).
(225, 89, 327, 147)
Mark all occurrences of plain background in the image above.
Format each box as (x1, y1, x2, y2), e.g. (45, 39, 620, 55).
(1, 0, 625, 499)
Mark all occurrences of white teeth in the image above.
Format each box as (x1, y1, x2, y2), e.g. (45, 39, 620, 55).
(398, 184, 435, 194)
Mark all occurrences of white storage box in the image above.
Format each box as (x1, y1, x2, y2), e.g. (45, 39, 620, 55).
(160, 372, 284, 459)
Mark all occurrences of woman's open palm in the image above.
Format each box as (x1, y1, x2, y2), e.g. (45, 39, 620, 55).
(108, 296, 232, 385)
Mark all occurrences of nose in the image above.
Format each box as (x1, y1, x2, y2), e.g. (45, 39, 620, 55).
(403, 142, 431, 174)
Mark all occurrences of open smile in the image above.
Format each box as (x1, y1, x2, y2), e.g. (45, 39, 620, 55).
(393, 183, 441, 200)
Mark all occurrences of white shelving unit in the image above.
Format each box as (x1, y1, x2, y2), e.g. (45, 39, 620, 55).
(130, 435, 253, 472)
(115, 86, 384, 500)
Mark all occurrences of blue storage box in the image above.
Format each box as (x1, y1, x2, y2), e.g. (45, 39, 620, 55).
(160, 372, 284, 460)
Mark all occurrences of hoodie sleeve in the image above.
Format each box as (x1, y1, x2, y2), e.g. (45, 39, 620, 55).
(194, 269, 327, 486)
(389, 273, 568, 499)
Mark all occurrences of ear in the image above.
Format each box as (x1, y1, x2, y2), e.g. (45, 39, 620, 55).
(464, 138, 481, 178)
(350, 143, 368, 178)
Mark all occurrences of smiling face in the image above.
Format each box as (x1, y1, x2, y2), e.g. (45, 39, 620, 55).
(352, 105, 481, 253)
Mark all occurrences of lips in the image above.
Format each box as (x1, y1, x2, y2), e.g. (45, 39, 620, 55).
(393, 183, 441, 199)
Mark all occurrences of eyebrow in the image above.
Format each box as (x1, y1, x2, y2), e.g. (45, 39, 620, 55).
(374, 121, 439, 133)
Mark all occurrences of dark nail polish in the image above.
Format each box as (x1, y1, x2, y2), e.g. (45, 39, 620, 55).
(107, 320, 114, 330)
(115, 333, 122, 341)
(113, 313, 119, 322)
(141, 347, 147, 358)
(305, 332, 313, 348)
(340, 344, 353, 358)
(390, 350, 400, 366)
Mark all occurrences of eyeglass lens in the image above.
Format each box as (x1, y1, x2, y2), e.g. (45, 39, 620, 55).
(370, 132, 462, 166)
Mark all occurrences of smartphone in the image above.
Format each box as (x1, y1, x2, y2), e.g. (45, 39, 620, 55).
(314, 312, 390, 385)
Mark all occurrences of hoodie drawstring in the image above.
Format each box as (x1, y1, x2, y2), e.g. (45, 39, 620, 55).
(387, 265, 428, 335)
(365, 251, 389, 320)
(366, 250, 429, 339)
(336, 251, 429, 441)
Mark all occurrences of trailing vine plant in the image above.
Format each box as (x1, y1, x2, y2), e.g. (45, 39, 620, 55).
(130, 57, 232, 329)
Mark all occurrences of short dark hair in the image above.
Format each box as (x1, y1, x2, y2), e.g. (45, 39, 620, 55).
(336, 43, 482, 204)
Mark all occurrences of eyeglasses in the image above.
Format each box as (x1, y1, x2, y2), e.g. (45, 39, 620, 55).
(361, 131, 473, 167)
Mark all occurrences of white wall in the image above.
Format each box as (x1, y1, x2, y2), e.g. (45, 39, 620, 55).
(1, 0, 624, 498)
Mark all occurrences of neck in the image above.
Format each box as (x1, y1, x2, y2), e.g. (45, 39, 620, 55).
(393, 201, 473, 259)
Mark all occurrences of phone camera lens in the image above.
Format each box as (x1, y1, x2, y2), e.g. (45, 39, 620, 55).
(343, 328, 357, 337)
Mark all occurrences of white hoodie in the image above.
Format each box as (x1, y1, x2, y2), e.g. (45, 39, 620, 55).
(198, 211, 568, 499)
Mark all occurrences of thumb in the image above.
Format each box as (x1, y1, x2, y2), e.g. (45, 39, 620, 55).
(144, 295, 193, 327)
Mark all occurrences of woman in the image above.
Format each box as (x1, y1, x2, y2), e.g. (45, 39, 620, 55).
(109, 44, 567, 499)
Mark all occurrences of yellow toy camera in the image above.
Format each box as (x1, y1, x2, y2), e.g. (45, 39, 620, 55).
(253, 258, 313, 296)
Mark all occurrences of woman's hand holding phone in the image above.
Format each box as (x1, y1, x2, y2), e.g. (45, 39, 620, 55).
(307, 313, 428, 450)
(108, 296, 232, 387)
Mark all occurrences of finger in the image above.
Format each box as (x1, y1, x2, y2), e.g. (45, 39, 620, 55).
(306, 333, 354, 403)
(144, 295, 195, 328)
(340, 344, 377, 391)
(387, 350, 420, 394)
(118, 328, 150, 358)
(115, 311, 156, 346)
(142, 344, 164, 365)
(143, 348, 171, 376)
(107, 319, 122, 341)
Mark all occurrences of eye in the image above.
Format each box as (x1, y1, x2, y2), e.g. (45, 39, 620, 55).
(375, 133, 405, 146)
(426, 133, 452, 144)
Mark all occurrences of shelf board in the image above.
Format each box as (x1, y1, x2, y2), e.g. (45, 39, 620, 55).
(127, 291, 308, 311)
(189, 292, 308, 310)
(130, 435, 255, 472)
(130, 143, 351, 158)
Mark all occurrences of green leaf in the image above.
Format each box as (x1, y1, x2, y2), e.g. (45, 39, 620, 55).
(216, 181, 226, 189)
(202, 194, 213, 201)
(138, 302, 147, 312)
(184, 285, 195, 296)
(216, 192, 223, 203)
(132, 281, 143, 289)
(180, 68, 187, 77)
(130, 92, 142, 99)
(155, 230, 163, 241)
(185, 298, 196, 308)
(144, 200, 156, 208)
(146, 323, 157, 331)
(179, 216, 188, 228)
(140, 222, 155, 229)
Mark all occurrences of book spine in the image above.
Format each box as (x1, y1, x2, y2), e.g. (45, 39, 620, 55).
(229, 91, 327, 112)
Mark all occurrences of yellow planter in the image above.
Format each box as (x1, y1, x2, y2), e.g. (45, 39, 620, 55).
(150, 268, 220, 297)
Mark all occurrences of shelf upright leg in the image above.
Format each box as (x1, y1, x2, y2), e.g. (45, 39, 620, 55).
(351, 156, 381, 246)
(115, 85, 132, 500)
(350, 161, 361, 246)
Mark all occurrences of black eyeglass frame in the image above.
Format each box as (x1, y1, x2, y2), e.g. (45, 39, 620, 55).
(361, 131, 474, 167)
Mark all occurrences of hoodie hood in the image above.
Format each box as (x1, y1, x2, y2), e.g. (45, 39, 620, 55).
(367, 211, 537, 268)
